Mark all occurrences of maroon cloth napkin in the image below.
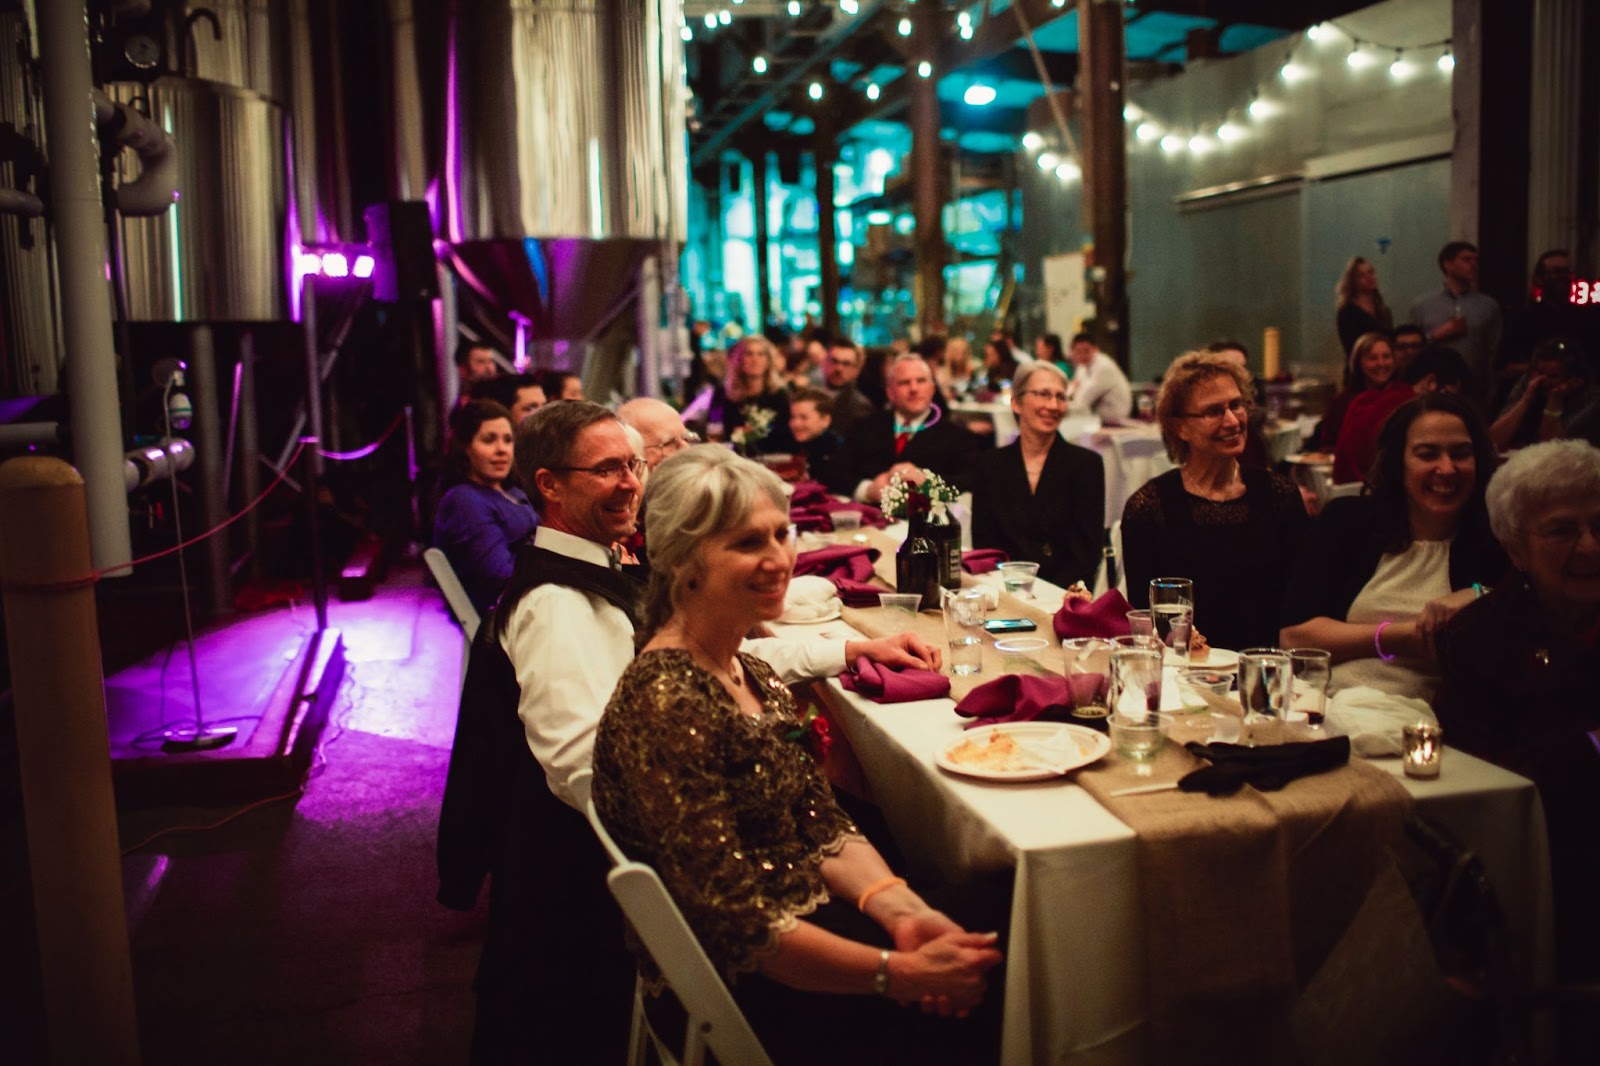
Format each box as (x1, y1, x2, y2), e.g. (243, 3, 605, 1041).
(789, 479, 831, 506)
(794, 545, 879, 583)
(839, 657, 952, 703)
(1053, 589, 1134, 641)
(954, 674, 1076, 728)
(830, 577, 886, 608)
(961, 548, 1010, 574)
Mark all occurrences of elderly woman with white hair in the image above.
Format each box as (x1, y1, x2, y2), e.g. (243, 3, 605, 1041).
(592, 447, 1006, 1066)
(1434, 439, 1600, 1047)
(970, 361, 1106, 588)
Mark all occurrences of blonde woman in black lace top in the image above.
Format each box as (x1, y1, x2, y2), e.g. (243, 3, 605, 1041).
(592, 447, 1002, 1065)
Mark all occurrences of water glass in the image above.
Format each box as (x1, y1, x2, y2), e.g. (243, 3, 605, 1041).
(1237, 647, 1291, 746)
(1286, 648, 1332, 728)
(942, 587, 988, 676)
(1108, 646, 1164, 723)
(997, 561, 1040, 598)
(1062, 637, 1113, 718)
(1175, 667, 1233, 713)
(995, 636, 1053, 676)
(1109, 711, 1167, 760)
(831, 510, 862, 541)
(1149, 577, 1194, 657)
(1125, 610, 1154, 641)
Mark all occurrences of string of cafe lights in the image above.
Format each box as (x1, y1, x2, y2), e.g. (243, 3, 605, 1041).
(1022, 20, 1455, 177)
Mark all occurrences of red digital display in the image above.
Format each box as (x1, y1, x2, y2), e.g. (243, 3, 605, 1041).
(1570, 280, 1600, 305)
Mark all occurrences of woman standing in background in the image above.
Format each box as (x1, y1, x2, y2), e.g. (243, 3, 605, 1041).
(1335, 256, 1393, 356)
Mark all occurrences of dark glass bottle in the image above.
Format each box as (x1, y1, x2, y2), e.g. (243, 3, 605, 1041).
(926, 503, 962, 590)
(896, 507, 941, 611)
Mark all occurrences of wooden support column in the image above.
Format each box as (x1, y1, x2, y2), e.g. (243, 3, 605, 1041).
(813, 104, 841, 337)
(751, 151, 773, 331)
(910, 2, 947, 339)
(1077, 0, 1129, 365)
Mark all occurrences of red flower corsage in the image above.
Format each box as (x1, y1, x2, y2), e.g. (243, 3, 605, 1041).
(785, 705, 834, 763)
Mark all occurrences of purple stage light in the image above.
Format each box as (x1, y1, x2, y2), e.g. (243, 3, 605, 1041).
(353, 254, 375, 279)
(322, 252, 350, 278)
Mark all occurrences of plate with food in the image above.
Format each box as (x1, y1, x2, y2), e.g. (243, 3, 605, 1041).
(936, 722, 1111, 782)
(1165, 646, 1239, 670)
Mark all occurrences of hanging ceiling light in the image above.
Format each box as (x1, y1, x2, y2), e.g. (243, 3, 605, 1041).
(897, 16, 911, 36)
(866, 82, 881, 100)
(1055, 160, 1082, 183)
(753, 55, 768, 74)
(1389, 51, 1414, 80)
(1021, 131, 1043, 151)
(917, 60, 932, 78)
(963, 83, 997, 106)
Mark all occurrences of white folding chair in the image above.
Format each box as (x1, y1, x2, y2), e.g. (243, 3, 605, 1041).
(570, 770, 775, 1066)
(424, 547, 481, 640)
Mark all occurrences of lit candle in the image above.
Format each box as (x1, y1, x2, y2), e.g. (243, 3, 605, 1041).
(1402, 722, 1443, 779)
(1262, 326, 1281, 380)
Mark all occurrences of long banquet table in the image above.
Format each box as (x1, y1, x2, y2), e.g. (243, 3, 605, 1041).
(773, 564, 1554, 1066)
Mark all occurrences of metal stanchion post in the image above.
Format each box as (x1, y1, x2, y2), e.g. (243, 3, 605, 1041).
(0, 457, 141, 1065)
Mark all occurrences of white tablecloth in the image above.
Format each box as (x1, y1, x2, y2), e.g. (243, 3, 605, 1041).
(775, 586, 1554, 1066)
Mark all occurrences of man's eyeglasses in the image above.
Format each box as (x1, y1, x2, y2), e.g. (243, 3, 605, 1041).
(1018, 388, 1069, 404)
(1178, 397, 1249, 422)
(548, 457, 647, 481)
(643, 431, 701, 456)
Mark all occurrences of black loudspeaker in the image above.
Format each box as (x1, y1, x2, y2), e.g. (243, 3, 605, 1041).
(364, 200, 439, 302)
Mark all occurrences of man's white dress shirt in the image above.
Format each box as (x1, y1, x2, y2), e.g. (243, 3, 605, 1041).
(1068, 351, 1134, 420)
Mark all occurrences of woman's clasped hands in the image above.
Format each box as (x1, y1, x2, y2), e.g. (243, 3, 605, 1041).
(886, 909, 1003, 1018)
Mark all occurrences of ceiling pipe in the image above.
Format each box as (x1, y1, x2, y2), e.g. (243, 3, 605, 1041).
(92, 89, 177, 216)
(0, 186, 44, 216)
(37, 0, 133, 573)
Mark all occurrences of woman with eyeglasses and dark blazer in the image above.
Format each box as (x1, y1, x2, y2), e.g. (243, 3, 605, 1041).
(1121, 351, 1307, 652)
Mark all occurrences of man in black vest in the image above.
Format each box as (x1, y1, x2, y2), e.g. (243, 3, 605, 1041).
(842, 352, 980, 503)
(439, 401, 940, 1063)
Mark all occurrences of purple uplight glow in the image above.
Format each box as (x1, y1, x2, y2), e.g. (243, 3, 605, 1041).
(322, 252, 350, 278)
(353, 254, 375, 279)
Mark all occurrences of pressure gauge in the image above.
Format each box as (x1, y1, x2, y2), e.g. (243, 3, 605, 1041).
(123, 34, 162, 71)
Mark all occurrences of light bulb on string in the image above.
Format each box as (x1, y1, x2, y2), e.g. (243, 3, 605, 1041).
(1248, 96, 1276, 120)
(1124, 103, 1143, 122)
(1022, 131, 1043, 151)
(917, 60, 932, 78)
(1037, 151, 1059, 170)
(1389, 51, 1414, 81)
(787, 0, 800, 13)
(1056, 160, 1082, 183)
(1438, 49, 1455, 73)
(1307, 23, 1333, 44)
(1347, 46, 1374, 70)
(704, 12, 716, 29)
(959, 22, 972, 39)
(680, 24, 692, 40)
(1217, 121, 1245, 143)
(1280, 60, 1307, 83)
(808, 81, 823, 100)
(1135, 121, 1161, 142)
(1160, 133, 1184, 155)
(866, 82, 880, 100)
(897, 16, 911, 35)
(753, 55, 768, 74)
(1188, 134, 1214, 155)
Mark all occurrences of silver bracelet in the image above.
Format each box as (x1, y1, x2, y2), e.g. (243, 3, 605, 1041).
(874, 949, 892, 996)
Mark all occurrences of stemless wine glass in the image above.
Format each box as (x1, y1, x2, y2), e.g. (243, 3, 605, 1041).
(1237, 647, 1291, 746)
(1149, 577, 1194, 657)
(1286, 648, 1332, 730)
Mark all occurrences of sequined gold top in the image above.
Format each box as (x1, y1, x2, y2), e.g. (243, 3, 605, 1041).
(593, 648, 859, 980)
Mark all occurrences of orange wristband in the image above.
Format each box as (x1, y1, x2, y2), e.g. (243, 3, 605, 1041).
(856, 875, 907, 912)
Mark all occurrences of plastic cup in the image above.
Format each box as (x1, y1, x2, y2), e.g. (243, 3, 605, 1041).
(877, 593, 923, 634)
(1062, 637, 1113, 719)
(1286, 648, 1332, 728)
(1126, 610, 1154, 639)
(831, 511, 862, 535)
(998, 561, 1041, 598)
(995, 636, 1053, 675)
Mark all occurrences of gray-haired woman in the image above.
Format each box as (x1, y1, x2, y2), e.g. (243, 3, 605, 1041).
(591, 447, 1005, 1065)
(1434, 439, 1600, 1053)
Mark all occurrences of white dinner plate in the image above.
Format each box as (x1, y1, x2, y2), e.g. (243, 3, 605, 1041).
(1166, 647, 1240, 670)
(936, 722, 1111, 783)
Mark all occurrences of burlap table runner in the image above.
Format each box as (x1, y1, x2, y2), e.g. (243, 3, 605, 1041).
(843, 527, 1414, 1062)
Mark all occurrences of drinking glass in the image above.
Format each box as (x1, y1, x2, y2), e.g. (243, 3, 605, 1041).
(941, 587, 988, 676)
(1149, 577, 1194, 657)
(1125, 610, 1154, 641)
(1286, 648, 1332, 729)
(997, 561, 1040, 598)
(1061, 637, 1113, 718)
(831, 510, 862, 543)
(995, 636, 1053, 676)
(1108, 646, 1164, 723)
(1237, 647, 1291, 746)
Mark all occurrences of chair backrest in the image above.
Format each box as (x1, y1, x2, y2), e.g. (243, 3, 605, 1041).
(424, 547, 481, 641)
(1325, 480, 1364, 502)
(570, 771, 775, 1066)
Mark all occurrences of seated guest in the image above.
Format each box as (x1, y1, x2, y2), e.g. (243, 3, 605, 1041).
(1033, 332, 1068, 374)
(789, 388, 847, 491)
(842, 352, 980, 503)
(471, 372, 547, 425)
(821, 337, 877, 440)
(432, 400, 538, 616)
(617, 397, 700, 473)
(971, 362, 1105, 588)
(1332, 345, 1471, 490)
(977, 338, 1022, 398)
(1489, 337, 1600, 451)
(1316, 331, 1401, 457)
(941, 338, 977, 399)
(682, 334, 796, 454)
(1281, 393, 1506, 700)
(539, 369, 585, 403)
(1433, 440, 1600, 1049)
(1391, 322, 1426, 373)
(1331, 334, 1414, 483)
(1065, 333, 1133, 421)
(1122, 351, 1306, 651)
(454, 339, 501, 404)
(593, 448, 1005, 1066)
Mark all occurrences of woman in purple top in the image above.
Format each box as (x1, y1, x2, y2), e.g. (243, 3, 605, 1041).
(432, 399, 538, 615)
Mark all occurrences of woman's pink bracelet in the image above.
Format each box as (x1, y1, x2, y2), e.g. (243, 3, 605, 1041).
(1373, 620, 1397, 662)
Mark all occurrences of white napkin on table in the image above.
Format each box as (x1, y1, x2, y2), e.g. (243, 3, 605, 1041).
(1324, 686, 1440, 757)
(779, 575, 844, 624)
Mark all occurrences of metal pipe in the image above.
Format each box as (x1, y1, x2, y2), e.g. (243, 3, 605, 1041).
(38, 0, 133, 574)
(122, 437, 195, 492)
(387, 0, 427, 200)
(637, 254, 661, 398)
(0, 186, 44, 216)
(91, 90, 176, 217)
(188, 325, 232, 613)
(0, 457, 141, 1065)
(0, 422, 61, 448)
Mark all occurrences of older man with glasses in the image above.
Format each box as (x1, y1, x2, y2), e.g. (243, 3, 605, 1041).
(616, 397, 702, 472)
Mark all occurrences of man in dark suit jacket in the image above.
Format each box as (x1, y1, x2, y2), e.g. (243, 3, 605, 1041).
(842, 352, 980, 502)
(823, 337, 878, 440)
